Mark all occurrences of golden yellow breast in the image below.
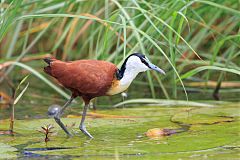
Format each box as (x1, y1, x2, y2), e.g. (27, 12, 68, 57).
(106, 79, 129, 95)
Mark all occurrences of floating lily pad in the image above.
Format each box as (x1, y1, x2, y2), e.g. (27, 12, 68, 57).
(0, 104, 239, 159)
(0, 143, 17, 159)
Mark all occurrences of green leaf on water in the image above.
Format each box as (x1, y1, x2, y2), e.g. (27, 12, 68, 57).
(0, 143, 17, 159)
(0, 105, 239, 159)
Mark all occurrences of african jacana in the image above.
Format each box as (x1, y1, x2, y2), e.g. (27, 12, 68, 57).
(44, 53, 165, 138)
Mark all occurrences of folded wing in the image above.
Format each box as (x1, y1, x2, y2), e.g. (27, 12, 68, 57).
(45, 59, 117, 97)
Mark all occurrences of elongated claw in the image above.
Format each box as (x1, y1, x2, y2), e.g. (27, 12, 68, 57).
(80, 125, 93, 139)
(54, 116, 72, 137)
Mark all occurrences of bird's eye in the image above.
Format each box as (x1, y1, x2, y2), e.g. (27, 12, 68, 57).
(140, 58, 150, 68)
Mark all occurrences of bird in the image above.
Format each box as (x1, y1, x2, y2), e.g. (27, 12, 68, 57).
(43, 53, 165, 138)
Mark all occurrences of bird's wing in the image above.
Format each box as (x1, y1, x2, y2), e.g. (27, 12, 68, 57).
(50, 60, 117, 95)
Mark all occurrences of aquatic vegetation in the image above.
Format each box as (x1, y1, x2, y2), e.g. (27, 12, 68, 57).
(37, 124, 55, 143)
(0, 104, 239, 159)
(0, 0, 239, 159)
(0, 75, 29, 135)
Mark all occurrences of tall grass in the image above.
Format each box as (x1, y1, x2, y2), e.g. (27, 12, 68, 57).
(0, 0, 239, 102)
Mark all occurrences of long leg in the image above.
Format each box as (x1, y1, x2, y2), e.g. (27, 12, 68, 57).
(79, 103, 93, 138)
(54, 96, 74, 137)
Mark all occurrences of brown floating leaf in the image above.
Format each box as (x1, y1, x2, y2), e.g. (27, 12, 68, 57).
(0, 130, 14, 135)
(67, 112, 142, 119)
(145, 128, 177, 138)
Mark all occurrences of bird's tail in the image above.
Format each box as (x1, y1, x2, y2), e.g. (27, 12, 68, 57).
(44, 66, 52, 75)
(43, 57, 56, 65)
(43, 57, 57, 76)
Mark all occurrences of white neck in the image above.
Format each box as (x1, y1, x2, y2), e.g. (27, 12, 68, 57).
(120, 56, 149, 88)
(106, 55, 149, 95)
(119, 67, 139, 87)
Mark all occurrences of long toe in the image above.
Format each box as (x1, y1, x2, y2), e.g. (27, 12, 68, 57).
(54, 116, 72, 137)
(80, 126, 94, 139)
(66, 132, 73, 137)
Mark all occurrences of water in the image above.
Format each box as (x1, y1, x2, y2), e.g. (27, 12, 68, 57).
(0, 102, 239, 159)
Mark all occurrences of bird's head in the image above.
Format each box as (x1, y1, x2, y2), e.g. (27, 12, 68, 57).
(121, 53, 165, 74)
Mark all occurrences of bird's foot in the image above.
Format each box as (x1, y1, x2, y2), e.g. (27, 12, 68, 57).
(54, 116, 73, 137)
(80, 125, 94, 139)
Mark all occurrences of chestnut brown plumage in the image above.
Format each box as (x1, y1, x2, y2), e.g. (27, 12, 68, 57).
(44, 53, 165, 138)
(44, 59, 118, 98)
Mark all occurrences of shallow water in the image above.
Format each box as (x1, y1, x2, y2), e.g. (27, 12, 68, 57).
(0, 103, 239, 159)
